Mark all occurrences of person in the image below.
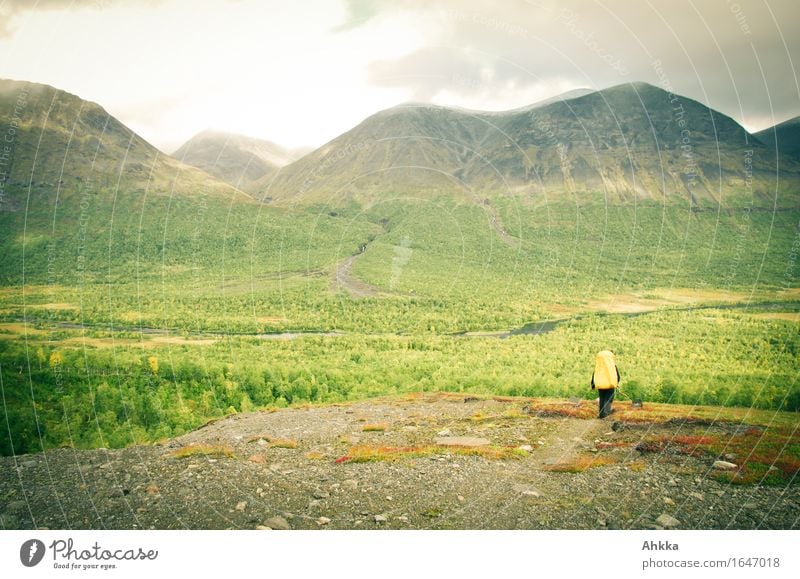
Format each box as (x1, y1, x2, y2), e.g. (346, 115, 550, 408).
(591, 350, 620, 418)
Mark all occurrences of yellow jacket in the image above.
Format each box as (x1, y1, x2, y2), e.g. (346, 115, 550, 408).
(591, 350, 619, 390)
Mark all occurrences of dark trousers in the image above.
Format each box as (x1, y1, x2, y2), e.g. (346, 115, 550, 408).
(598, 388, 615, 418)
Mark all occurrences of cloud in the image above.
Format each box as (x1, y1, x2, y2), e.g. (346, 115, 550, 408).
(0, 0, 164, 38)
(361, 0, 800, 128)
(369, 46, 489, 100)
(332, 0, 382, 32)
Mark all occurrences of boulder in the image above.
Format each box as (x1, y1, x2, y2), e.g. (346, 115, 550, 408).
(263, 516, 290, 530)
(713, 460, 738, 470)
(656, 514, 680, 528)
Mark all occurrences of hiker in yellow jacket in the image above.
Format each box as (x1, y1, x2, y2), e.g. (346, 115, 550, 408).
(591, 350, 620, 418)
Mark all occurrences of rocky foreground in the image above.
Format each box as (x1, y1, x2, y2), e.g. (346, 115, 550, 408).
(1, 394, 798, 530)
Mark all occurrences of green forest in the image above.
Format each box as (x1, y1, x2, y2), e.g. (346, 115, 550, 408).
(1, 183, 798, 456)
(1, 304, 798, 455)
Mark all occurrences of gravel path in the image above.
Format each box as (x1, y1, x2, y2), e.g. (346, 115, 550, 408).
(331, 255, 379, 298)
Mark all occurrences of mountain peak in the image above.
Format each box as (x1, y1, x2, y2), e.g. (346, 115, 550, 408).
(172, 130, 308, 193)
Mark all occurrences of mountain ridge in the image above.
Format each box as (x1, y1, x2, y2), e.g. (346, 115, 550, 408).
(260, 82, 799, 208)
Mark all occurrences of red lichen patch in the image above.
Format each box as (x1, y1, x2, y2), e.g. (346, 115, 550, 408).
(626, 422, 799, 486)
(522, 399, 596, 419)
(633, 441, 665, 453)
(671, 435, 717, 445)
(596, 441, 632, 449)
(774, 456, 800, 477)
(702, 427, 800, 485)
(491, 396, 520, 403)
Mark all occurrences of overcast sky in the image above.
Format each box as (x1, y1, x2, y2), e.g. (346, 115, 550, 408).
(0, 0, 798, 153)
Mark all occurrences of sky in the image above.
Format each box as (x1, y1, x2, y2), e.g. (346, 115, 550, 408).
(0, 0, 798, 153)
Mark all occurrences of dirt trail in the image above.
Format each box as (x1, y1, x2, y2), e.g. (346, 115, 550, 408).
(484, 203, 520, 248)
(331, 254, 381, 298)
(531, 417, 609, 467)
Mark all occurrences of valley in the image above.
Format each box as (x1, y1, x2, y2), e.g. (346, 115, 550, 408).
(0, 78, 797, 531)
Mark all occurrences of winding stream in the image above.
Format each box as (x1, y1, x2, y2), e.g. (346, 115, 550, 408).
(8, 300, 795, 343)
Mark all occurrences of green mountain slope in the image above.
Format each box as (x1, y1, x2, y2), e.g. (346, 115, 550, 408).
(755, 115, 800, 160)
(263, 82, 799, 208)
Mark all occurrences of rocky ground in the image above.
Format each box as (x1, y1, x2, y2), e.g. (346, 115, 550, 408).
(1, 393, 798, 530)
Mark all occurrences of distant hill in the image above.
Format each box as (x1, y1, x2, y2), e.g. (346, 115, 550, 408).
(263, 82, 798, 208)
(754, 116, 800, 160)
(0, 78, 236, 202)
(172, 130, 308, 193)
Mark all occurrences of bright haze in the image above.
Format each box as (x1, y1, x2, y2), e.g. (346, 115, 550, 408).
(0, 0, 797, 153)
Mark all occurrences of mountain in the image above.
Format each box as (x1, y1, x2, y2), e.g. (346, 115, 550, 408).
(262, 82, 798, 208)
(0, 79, 260, 286)
(172, 130, 308, 193)
(754, 116, 800, 160)
(0, 79, 237, 202)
